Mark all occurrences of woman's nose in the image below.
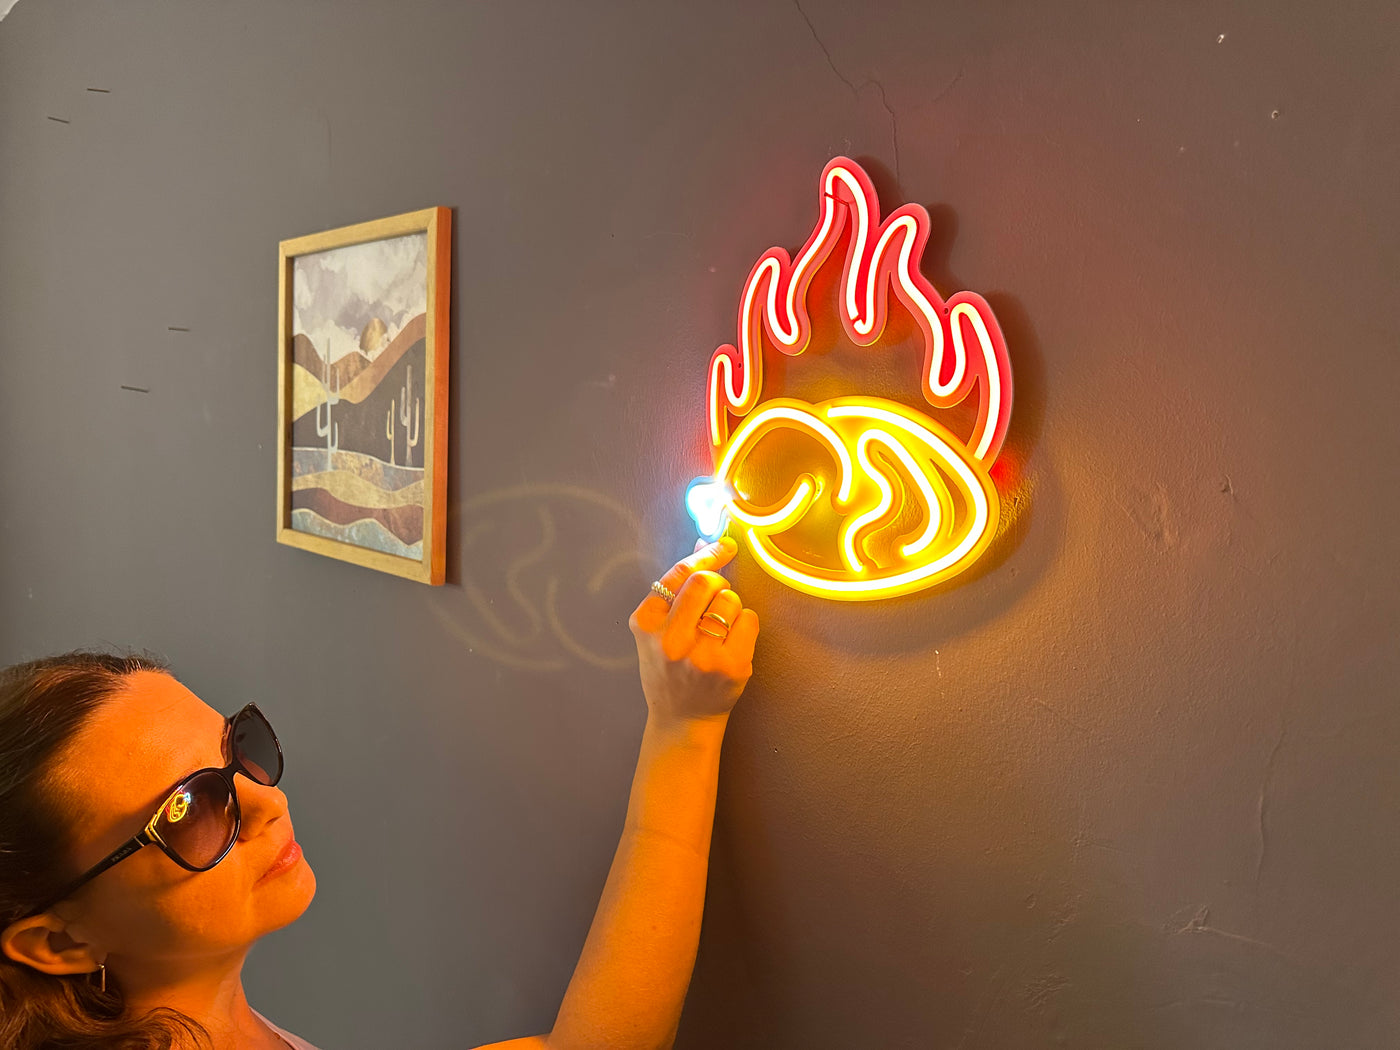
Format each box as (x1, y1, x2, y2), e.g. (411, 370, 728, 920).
(235, 776, 289, 840)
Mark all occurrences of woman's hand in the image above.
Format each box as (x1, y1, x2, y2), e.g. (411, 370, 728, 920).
(629, 536, 759, 727)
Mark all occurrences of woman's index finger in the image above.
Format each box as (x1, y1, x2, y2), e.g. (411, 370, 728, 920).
(660, 536, 737, 592)
(633, 537, 739, 630)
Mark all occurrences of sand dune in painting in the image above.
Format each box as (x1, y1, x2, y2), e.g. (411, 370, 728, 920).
(290, 448, 421, 491)
(291, 487, 423, 545)
(290, 449, 425, 548)
(292, 470, 424, 509)
(289, 511, 421, 560)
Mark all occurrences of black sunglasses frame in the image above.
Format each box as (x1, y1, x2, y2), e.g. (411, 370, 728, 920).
(29, 703, 282, 917)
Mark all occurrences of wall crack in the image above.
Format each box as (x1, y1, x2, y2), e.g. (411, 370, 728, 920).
(1175, 905, 1300, 966)
(1254, 724, 1286, 893)
(791, 0, 903, 184)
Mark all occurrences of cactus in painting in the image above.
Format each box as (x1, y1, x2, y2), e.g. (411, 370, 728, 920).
(400, 365, 421, 468)
(385, 398, 396, 466)
(314, 341, 340, 471)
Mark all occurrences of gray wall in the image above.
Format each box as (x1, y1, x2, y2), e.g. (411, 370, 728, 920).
(2, 1, 1398, 1047)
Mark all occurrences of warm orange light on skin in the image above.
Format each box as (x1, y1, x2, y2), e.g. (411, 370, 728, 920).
(694, 158, 1012, 600)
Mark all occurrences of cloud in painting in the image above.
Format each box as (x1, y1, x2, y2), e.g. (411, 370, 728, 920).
(293, 232, 427, 363)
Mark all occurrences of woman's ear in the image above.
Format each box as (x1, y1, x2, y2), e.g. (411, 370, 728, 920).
(1, 912, 103, 976)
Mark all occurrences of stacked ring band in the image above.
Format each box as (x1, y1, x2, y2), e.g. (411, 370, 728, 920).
(650, 580, 676, 604)
(697, 610, 731, 640)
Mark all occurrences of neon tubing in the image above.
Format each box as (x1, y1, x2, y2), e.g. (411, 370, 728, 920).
(691, 157, 1013, 600)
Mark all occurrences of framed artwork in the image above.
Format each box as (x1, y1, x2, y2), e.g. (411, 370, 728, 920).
(276, 207, 451, 585)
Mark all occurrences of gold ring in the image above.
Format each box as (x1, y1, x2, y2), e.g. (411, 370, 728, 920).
(697, 623, 729, 640)
(701, 611, 731, 630)
(650, 581, 676, 604)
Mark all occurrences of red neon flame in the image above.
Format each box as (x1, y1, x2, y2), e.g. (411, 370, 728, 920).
(707, 158, 1012, 463)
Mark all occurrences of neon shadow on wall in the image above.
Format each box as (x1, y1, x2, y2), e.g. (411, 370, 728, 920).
(686, 157, 1013, 601)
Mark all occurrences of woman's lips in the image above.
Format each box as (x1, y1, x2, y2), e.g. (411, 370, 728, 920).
(258, 839, 302, 883)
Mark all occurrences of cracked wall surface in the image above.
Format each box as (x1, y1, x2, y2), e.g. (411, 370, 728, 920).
(1, 1, 1398, 1048)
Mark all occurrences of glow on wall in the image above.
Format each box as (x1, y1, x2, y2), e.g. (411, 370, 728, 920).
(685, 157, 1013, 600)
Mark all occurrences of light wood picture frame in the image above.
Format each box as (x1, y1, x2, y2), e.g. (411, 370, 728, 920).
(276, 207, 450, 585)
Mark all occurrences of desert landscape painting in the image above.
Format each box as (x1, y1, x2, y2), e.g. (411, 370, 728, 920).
(289, 232, 429, 559)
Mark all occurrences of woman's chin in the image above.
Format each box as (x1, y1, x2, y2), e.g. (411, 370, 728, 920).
(255, 855, 317, 930)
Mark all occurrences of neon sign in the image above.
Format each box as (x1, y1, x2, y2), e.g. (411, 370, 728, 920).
(686, 157, 1012, 600)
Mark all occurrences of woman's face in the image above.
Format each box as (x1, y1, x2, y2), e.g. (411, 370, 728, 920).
(46, 671, 315, 972)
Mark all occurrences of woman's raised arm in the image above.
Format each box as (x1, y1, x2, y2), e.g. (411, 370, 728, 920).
(477, 536, 757, 1050)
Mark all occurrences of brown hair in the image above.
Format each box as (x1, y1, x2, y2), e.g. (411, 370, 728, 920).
(0, 651, 212, 1050)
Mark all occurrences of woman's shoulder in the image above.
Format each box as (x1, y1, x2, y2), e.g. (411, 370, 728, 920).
(253, 1009, 324, 1050)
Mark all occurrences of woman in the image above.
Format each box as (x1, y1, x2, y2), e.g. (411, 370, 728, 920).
(0, 538, 757, 1049)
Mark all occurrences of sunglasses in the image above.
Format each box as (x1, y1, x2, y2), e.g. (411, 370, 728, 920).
(31, 703, 283, 916)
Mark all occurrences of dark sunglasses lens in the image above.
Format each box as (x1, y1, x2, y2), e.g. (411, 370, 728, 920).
(157, 771, 236, 869)
(232, 708, 282, 786)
